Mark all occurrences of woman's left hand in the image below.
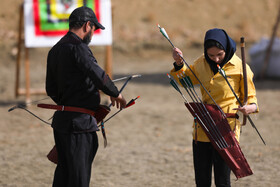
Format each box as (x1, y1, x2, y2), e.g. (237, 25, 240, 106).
(233, 104, 257, 115)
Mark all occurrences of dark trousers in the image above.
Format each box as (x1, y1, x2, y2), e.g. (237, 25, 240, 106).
(192, 141, 231, 187)
(52, 130, 99, 187)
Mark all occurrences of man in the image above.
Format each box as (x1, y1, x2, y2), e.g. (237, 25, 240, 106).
(46, 6, 126, 187)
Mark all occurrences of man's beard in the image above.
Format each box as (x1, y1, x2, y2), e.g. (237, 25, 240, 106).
(82, 29, 92, 45)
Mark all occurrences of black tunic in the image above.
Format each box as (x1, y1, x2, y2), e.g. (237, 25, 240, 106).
(46, 31, 119, 133)
(46, 31, 119, 187)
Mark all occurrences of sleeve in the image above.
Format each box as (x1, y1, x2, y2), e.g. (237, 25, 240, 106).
(74, 44, 119, 97)
(173, 62, 184, 71)
(46, 51, 59, 103)
(170, 60, 200, 87)
(240, 64, 259, 112)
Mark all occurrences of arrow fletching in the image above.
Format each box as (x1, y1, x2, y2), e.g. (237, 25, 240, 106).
(158, 24, 170, 40)
(167, 73, 182, 93)
(182, 72, 193, 88)
(177, 73, 187, 88)
(217, 65, 226, 77)
(99, 96, 140, 127)
(125, 96, 140, 108)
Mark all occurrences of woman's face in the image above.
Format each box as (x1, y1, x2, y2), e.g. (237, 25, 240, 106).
(206, 46, 226, 64)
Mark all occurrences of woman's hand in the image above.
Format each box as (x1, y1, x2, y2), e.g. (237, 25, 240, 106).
(233, 103, 257, 116)
(173, 47, 184, 65)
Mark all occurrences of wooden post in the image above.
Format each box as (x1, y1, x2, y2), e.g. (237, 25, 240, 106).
(15, 4, 24, 97)
(15, 3, 46, 102)
(105, 45, 113, 78)
(15, 3, 111, 102)
(24, 47, 31, 103)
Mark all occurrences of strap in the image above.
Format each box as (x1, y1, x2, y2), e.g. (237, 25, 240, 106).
(100, 121, 107, 148)
(37, 104, 96, 116)
(225, 113, 239, 119)
(38, 103, 111, 149)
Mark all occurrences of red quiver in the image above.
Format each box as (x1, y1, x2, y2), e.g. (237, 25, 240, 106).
(185, 102, 253, 179)
(94, 105, 111, 124)
(47, 105, 110, 164)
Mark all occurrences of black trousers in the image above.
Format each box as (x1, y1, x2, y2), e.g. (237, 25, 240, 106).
(192, 141, 231, 187)
(52, 130, 99, 187)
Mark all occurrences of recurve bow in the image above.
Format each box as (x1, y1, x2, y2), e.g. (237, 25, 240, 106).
(241, 37, 248, 126)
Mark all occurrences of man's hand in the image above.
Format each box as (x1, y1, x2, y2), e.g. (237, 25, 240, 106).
(110, 94, 127, 109)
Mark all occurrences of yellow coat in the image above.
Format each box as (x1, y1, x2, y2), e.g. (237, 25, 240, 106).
(170, 54, 258, 142)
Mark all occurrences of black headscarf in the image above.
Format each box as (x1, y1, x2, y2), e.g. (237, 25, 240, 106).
(204, 28, 236, 74)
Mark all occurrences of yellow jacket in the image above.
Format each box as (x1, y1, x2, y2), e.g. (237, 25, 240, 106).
(170, 54, 258, 142)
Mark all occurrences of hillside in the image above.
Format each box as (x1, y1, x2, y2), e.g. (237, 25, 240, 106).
(0, 0, 279, 57)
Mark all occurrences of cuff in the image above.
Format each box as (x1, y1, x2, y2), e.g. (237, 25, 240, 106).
(173, 62, 184, 71)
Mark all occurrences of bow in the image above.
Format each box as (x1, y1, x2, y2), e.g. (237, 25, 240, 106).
(100, 74, 141, 147)
(108, 74, 141, 107)
(240, 37, 248, 126)
(37, 74, 141, 164)
(8, 74, 142, 128)
(8, 97, 52, 125)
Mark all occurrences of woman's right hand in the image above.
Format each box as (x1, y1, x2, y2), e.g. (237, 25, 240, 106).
(173, 47, 184, 65)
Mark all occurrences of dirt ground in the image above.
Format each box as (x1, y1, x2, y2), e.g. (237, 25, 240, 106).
(1, 0, 280, 187)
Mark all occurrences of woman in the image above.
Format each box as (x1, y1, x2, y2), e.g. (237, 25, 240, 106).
(170, 28, 258, 187)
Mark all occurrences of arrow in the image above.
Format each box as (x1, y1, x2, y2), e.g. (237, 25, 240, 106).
(98, 96, 140, 127)
(158, 24, 175, 48)
(217, 64, 266, 145)
(167, 73, 189, 103)
(158, 24, 226, 118)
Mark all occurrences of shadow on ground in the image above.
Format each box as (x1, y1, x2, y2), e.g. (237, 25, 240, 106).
(114, 73, 280, 90)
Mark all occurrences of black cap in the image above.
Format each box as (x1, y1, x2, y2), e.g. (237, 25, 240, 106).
(69, 6, 105, 30)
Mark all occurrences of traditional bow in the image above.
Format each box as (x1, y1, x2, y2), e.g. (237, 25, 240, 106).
(8, 97, 52, 125)
(240, 37, 248, 126)
(8, 74, 142, 128)
(99, 74, 141, 147)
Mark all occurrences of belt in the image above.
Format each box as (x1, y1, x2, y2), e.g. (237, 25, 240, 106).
(37, 104, 96, 116)
(39, 103, 111, 155)
(226, 113, 239, 119)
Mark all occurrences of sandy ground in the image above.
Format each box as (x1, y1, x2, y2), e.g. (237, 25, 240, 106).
(0, 46, 280, 187)
(1, 0, 280, 186)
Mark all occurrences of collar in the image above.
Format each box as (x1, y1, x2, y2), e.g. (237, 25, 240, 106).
(68, 31, 83, 42)
(225, 54, 238, 67)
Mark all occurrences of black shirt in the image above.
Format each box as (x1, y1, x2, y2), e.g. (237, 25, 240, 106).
(46, 31, 119, 133)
